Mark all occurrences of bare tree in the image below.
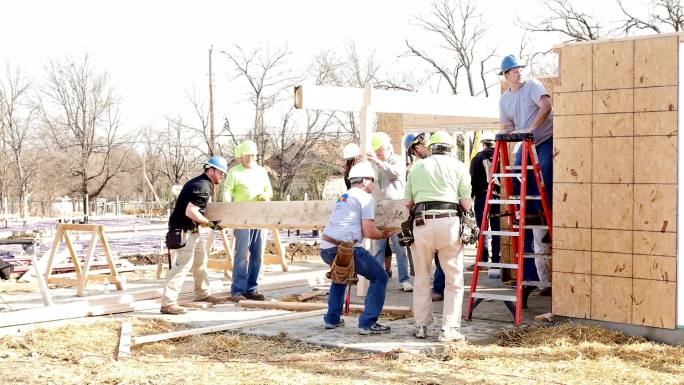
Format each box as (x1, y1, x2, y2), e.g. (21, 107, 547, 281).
(38, 53, 136, 215)
(517, 0, 604, 41)
(159, 118, 197, 185)
(407, 0, 495, 96)
(0, 64, 39, 217)
(617, 0, 684, 33)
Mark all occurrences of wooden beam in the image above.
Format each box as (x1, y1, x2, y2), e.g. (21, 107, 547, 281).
(132, 309, 327, 345)
(204, 199, 408, 231)
(117, 320, 132, 361)
(238, 299, 412, 316)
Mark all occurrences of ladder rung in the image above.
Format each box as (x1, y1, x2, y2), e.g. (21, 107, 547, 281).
(488, 199, 521, 205)
(476, 262, 518, 269)
(484, 230, 519, 236)
(512, 224, 550, 230)
(505, 165, 534, 170)
(523, 281, 552, 288)
(509, 195, 541, 200)
(492, 173, 521, 178)
(523, 253, 552, 260)
(472, 293, 517, 302)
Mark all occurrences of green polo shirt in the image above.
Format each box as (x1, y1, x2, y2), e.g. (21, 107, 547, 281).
(223, 164, 273, 202)
(405, 154, 471, 213)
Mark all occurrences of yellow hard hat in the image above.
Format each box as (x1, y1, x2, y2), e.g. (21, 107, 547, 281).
(371, 132, 391, 151)
(240, 140, 258, 155)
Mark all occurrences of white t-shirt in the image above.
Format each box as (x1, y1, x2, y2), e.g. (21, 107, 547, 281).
(499, 78, 553, 145)
(320, 187, 375, 249)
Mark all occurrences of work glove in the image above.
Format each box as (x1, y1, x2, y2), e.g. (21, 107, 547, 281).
(207, 220, 223, 230)
(256, 194, 270, 201)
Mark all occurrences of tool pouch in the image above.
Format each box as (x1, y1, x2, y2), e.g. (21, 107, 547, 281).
(458, 207, 480, 245)
(165, 229, 186, 250)
(326, 241, 357, 285)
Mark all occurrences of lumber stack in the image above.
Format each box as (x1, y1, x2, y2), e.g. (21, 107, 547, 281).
(551, 34, 678, 329)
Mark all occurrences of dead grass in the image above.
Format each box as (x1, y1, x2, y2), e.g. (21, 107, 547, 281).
(0, 320, 683, 385)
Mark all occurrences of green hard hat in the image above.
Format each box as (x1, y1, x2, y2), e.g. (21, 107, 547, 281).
(371, 132, 391, 151)
(428, 130, 453, 147)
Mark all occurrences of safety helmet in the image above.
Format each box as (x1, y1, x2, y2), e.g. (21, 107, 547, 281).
(342, 143, 360, 160)
(204, 155, 228, 174)
(499, 55, 525, 75)
(404, 133, 426, 151)
(371, 132, 391, 151)
(347, 161, 376, 180)
(480, 131, 496, 143)
(428, 130, 453, 148)
(240, 140, 258, 155)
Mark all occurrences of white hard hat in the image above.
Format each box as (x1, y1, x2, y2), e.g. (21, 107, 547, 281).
(481, 131, 496, 142)
(342, 143, 360, 160)
(348, 161, 376, 180)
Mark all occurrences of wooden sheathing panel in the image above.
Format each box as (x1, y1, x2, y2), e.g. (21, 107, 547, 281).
(553, 227, 591, 251)
(633, 184, 677, 233)
(554, 91, 592, 116)
(593, 89, 633, 114)
(592, 229, 633, 254)
(591, 184, 633, 230)
(634, 136, 677, 183)
(634, 36, 678, 88)
(553, 249, 591, 274)
(376, 113, 403, 151)
(633, 86, 677, 112)
(554, 183, 591, 228)
(552, 272, 591, 318)
(633, 231, 677, 257)
(592, 252, 633, 278)
(592, 137, 633, 183)
(557, 44, 593, 92)
(554, 115, 592, 138)
(554, 138, 592, 183)
(632, 279, 676, 329)
(592, 113, 633, 137)
(593, 40, 634, 90)
(538, 76, 560, 103)
(633, 255, 676, 281)
(634, 111, 678, 136)
(591, 275, 632, 323)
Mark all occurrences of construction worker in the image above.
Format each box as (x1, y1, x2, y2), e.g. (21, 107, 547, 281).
(468, 131, 500, 272)
(342, 142, 361, 189)
(161, 156, 229, 315)
(368, 132, 412, 292)
(405, 131, 472, 342)
(405, 132, 445, 301)
(499, 54, 553, 294)
(223, 140, 273, 302)
(320, 161, 393, 335)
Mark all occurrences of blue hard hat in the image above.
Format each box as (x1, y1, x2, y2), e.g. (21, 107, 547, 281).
(404, 132, 425, 151)
(499, 55, 525, 75)
(204, 155, 228, 173)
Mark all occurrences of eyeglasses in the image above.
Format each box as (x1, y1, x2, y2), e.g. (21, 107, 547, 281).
(365, 177, 375, 182)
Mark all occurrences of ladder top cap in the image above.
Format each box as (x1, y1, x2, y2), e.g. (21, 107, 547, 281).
(496, 133, 535, 142)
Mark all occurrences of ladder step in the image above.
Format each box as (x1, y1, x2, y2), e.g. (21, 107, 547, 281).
(523, 253, 552, 260)
(523, 281, 552, 288)
(512, 224, 550, 230)
(505, 165, 534, 170)
(476, 262, 519, 269)
(492, 173, 522, 178)
(488, 199, 521, 204)
(472, 293, 517, 302)
(509, 195, 541, 200)
(483, 230, 519, 236)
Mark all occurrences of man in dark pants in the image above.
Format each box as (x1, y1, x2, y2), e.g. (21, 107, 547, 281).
(468, 132, 500, 273)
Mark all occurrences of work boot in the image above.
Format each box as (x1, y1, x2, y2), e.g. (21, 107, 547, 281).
(245, 291, 265, 301)
(358, 323, 391, 335)
(160, 304, 188, 315)
(431, 291, 444, 302)
(414, 326, 428, 339)
(400, 281, 413, 292)
(196, 295, 227, 304)
(230, 294, 247, 302)
(324, 319, 345, 330)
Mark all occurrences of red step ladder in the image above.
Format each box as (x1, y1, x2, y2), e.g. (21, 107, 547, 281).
(465, 133, 552, 326)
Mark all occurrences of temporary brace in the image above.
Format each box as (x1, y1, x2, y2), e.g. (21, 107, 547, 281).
(465, 133, 553, 326)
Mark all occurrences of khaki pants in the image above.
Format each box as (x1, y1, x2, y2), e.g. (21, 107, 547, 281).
(411, 216, 464, 329)
(161, 231, 211, 306)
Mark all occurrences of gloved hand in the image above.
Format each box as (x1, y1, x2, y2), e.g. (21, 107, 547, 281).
(207, 220, 223, 230)
(256, 194, 270, 201)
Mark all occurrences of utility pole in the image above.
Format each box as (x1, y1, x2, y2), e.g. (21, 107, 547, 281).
(208, 45, 216, 155)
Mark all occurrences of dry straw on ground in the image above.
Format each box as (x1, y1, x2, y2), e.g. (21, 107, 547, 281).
(0, 319, 683, 385)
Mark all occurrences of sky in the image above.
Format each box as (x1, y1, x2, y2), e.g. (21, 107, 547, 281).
(0, 0, 631, 135)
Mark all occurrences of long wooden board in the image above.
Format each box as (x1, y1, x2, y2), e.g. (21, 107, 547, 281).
(238, 299, 412, 316)
(204, 199, 408, 231)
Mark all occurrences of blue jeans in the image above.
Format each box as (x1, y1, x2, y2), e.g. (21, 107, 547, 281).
(475, 193, 500, 263)
(231, 229, 263, 296)
(433, 256, 445, 295)
(514, 138, 553, 214)
(320, 246, 388, 328)
(373, 235, 410, 283)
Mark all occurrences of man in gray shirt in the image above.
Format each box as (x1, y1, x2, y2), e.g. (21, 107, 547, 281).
(499, 55, 552, 294)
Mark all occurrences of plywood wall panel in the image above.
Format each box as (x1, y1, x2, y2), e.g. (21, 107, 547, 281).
(634, 86, 677, 112)
(634, 136, 677, 184)
(591, 252, 632, 278)
(553, 272, 591, 318)
(592, 229, 633, 253)
(553, 249, 591, 274)
(633, 111, 677, 136)
(593, 113, 633, 137)
(554, 115, 593, 138)
(594, 89, 633, 114)
(634, 36, 678, 88)
(593, 40, 634, 90)
(554, 227, 591, 251)
(591, 275, 632, 323)
(554, 138, 592, 182)
(591, 184, 632, 230)
(632, 279, 676, 329)
(634, 184, 677, 233)
(558, 44, 593, 92)
(633, 231, 677, 257)
(633, 255, 676, 281)
(592, 137, 633, 183)
(554, 91, 593, 116)
(554, 183, 591, 228)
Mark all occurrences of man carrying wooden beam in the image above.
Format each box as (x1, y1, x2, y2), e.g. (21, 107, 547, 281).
(319, 161, 394, 335)
(161, 156, 229, 315)
(224, 140, 273, 302)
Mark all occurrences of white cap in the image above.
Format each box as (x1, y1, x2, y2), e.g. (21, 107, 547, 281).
(342, 143, 361, 160)
(481, 131, 496, 142)
(348, 161, 375, 180)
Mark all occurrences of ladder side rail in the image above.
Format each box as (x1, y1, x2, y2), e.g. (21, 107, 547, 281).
(499, 141, 520, 262)
(528, 144, 553, 237)
(514, 140, 532, 325)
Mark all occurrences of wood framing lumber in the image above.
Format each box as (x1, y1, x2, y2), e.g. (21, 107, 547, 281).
(237, 299, 412, 316)
(132, 309, 327, 345)
(534, 312, 554, 322)
(117, 320, 132, 361)
(204, 199, 408, 231)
